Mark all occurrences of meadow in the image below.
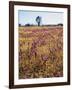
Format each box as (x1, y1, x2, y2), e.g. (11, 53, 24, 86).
(19, 26, 63, 79)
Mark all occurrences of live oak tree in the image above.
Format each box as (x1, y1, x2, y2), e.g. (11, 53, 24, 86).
(36, 16, 42, 26)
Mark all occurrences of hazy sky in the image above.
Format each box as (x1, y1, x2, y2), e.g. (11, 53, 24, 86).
(18, 10, 63, 25)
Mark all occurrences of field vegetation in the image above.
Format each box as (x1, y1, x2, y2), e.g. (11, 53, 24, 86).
(19, 26, 63, 79)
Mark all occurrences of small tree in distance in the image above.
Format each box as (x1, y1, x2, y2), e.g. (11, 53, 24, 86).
(19, 24, 21, 27)
(36, 16, 41, 26)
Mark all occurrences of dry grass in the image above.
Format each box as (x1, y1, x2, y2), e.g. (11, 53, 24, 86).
(19, 26, 63, 79)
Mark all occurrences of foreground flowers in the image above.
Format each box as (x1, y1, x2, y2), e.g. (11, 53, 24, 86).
(19, 26, 63, 79)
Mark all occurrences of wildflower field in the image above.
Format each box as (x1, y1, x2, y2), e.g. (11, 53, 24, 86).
(19, 26, 63, 79)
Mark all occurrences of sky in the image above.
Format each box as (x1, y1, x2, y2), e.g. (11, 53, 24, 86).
(18, 10, 63, 25)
